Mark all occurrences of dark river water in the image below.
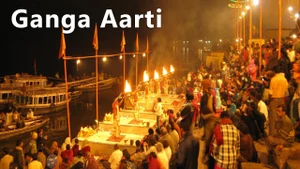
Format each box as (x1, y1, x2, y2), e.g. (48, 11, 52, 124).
(0, 83, 122, 152)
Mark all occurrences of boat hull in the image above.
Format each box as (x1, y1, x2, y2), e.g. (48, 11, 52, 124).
(77, 78, 117, 92)
(17, 102, 69, 115)
(0, 118, 49, 141)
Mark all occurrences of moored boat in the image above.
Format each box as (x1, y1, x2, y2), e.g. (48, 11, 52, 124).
(13, 87, 71, 115)
(0, 117, 49, 141)
(56, 77, 96, 88)
(76, 77, 117, 92)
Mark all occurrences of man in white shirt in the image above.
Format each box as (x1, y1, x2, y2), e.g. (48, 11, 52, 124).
(0, 147, 13, 169)
(108, 144, 123, 169)
(287, 44, 295, 63)
(256, 93, 268, 124)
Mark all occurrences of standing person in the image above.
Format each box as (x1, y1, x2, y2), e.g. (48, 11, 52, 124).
(0, 147, 13, 169)
(268, 65, 288, 136)
(153, 97, 163, 129)
(11, 140, 25, 169)
(176, 117, 199, 169)
(210, 111, 240, 169)
(180, 92, 195, 131)
(36, 128, 48, 150)
(25, 153, 43, 169)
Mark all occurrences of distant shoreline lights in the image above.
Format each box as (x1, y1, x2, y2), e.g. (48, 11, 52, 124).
(11, 8, 162, 34)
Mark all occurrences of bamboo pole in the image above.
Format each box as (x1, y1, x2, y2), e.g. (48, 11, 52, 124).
(95, 49, 99, 122)
(278, 0, 282, 59)
(249, 5, 252, 59)
(259, 0, 263, 76)
(243, 15, 246, 47)
(240, 14, 242, 48)
(63, 57, 71, 139)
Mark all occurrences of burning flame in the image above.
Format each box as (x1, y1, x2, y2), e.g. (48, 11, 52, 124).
(163, 67, 168, 76)
(170, 65, 175, 73)
(154, 70, 159, 80)
(124, 80, 132, 93)
(143, 71, 149, 82)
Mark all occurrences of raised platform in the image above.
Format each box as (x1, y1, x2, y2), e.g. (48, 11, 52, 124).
(119, 109, 157, 120)
(99, 117, 156, 135)
(77, 131, 144, 156)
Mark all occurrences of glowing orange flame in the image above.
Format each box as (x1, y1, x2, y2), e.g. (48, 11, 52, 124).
(163, 67, 168, 76)
(170, 65, 175, 73)
(143, 71, 149, 82)
(154, 70, 159, 80)
(124, 80, 132, 93)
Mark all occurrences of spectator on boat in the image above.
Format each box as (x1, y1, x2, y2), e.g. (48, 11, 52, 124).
(0, 111, 6, 122)
(25, 153, 43, 169)
(28, 132, 38, 154)
(11, 140, 25, 169)
(27, 109, 34, 119)
(13, 110, 20, 122)
(0, 147, 13, 169)
(16, 115, 25, 129)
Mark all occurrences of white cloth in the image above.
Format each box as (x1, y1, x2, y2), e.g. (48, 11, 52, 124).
(287, 49, 295, 62)
(0, 154, 13, 169)
(157, 150, 169, 169)
(258, 100, 268, 121)
(108, 149, 123, 169)
(154, 102, 163, 116)
(164, 147, 172, 161)
(28, 160, 43, 169)
(61, 137, 73, 151)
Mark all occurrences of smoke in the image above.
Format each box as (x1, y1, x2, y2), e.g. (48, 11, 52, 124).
(148, 0, 233, 71)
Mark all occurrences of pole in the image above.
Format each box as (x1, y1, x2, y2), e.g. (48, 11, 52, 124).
(259, 0, 263, 76)
(146, 36, 149, 73)
(243, 15, 246, 47)
(123, 51, 126, 86)
(240, 14, 242, 48)
(249, 5, 252, 59)
(95, 50, 99, 122)
(136, 52, 138, 88)
(63, 57, 71, 139)
(278, 0, 282, 59)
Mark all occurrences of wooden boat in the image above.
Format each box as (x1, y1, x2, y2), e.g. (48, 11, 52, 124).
(0, 74, 53, 111)
(56, 77, 96, 88)
(69, 90, 82, 101)
(13, 87, 71, 115)
(76, 77, 117, 92)
(0, 117, 50, 141)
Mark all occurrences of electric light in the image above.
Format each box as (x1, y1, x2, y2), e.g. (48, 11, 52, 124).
(241, 11, 245, 16)
(76, 59, 80, 64)
(119, 55, 123, 59)
(253, 0, 259, 6)
(288, 6, 293, 12)
(295, 13, 299, 18)
(143, 53, 146, 57)
(246, 5, 250, 10)
(103, 57, 107, 61)
(133, 54, 136, 58)
(292, 34, 297, 39)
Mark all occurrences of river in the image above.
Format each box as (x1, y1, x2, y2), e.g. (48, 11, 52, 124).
(0, 84, 122, 152)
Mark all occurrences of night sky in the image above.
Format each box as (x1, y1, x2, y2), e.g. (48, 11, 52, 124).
(3, 0, 298, 79)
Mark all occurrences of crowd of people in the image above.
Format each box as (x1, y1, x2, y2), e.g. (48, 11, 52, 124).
(2, 36, 300, 169)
